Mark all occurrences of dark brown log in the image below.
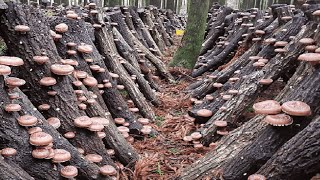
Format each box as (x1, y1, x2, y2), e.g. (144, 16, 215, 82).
(93, 14, 156, 120)
(0, 157, 33, 180)
(200, 6, 233, 55)
(178, 59, 315, 180)
(0, 2, 113, 165)
(138, 8, 166, 52)
(108, 10, 174, 81)
(112, 27, 160, 104)
(151, 8, 173, 46)
(256, 116, 320, 180)
(15, 88, 109, 179)
(200, 17, 310, 145)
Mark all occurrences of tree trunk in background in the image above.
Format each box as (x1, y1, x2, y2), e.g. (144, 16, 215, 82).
(169, 0, 209, 69)
(166, 0, 175, 10)
(150, 0, 161, 7)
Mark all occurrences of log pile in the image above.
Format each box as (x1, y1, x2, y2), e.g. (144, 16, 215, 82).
(0, 2, 183, 179)
(179, 1, 320, 179)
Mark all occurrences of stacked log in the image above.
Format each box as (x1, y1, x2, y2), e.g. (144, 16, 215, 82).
(179, 1, 320, 179)
(0, 1, 180, 179)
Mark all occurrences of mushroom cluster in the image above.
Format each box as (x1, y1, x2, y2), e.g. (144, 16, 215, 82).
(252, 100, 311, 126)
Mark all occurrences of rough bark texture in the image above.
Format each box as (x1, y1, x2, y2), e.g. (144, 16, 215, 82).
(170, 0, 210, 69)
(0, 2, 114, 166)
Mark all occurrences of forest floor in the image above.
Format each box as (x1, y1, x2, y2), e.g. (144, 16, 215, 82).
(121, 37, 285, 179)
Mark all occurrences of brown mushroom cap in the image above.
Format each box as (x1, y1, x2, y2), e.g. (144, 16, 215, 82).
(259, 78, 273, 85)
(214, 120, 227, 127)
(52, 149, 71, 163)
(5, 77, 26, 88)
(247, 174, 266, 180)
(85, 154, 103, 163)
(32, 148, 50, 159)
(183, 136, 193, 142)
(73, 70, 87, 79)
(190, 132, 202, 140)
(51, 64, 74, 75)
(28, 127, 43, 134)
(138, 118, 149, 125)
(264, 38, 277, 44)
(33, 56, 49, 64)
(14, 25, 30, 32)
(0, 56, 24, 66)
(83, 76, 98, 87)
(77, 44, 93, 54)
(38, 104, 50, 111)
(281, 101, 311, 116)
(114, 117, 125, 125)
(5, 104, 22, 112)
(47, 117, 61, 129)
(100, 165, 117, 176)
(253, 100, 282, 115)
(1, 147, 17, 157)
(74, 116, 92, 128)
(264, 113, 293, 126)
(64, 132, 76, 139)
(274, 41, 288, 47)
(55, 23, 68, 33)
(0, 65, 11, 75)
(213, 82, 223, 88)
(17, 115, 38, 126)
(40, 77, 57, 86)
(196, 109, 213, 117)
(297, 53, 320, 65)
(299, 38, 315, 45)
(29, 132, 53, 146)
(60, 166, 78, 178)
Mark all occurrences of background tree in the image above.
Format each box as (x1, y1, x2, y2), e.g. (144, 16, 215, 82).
(169, 0, 209, 69)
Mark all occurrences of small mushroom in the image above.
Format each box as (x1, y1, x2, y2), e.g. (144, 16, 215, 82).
(281, 101, 311, 116)
(60, 166, 78, 179)
(55, 23, 68, 33)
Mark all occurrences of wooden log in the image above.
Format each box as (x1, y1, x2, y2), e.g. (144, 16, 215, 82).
(138, 8, 166, 52)
(256, 116, 320, 180)
(0, 2, 113, 165)
(151, 7, 173, 46)
(178, 60, 315, 180)
(93, 15, 156, 120)
(200, 6, 233, 55)
(112, 28, 160, 106)
(222, 65, 320, 180)
(15, 88, 110, 179)
(128, 7, 162, 56)
(200, 17, 311, 145)
(108, 10, 174, 82)
(0, 157, 33, 180)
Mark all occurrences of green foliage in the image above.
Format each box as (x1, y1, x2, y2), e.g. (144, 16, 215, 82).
(155, 162, 164, 176)
(0, 39, 6, 56)
(155, 115, 164, 127)
(169, 148, 180, 155)
(170, 0, 210, 69)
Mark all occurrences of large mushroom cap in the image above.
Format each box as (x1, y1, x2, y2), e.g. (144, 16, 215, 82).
(253, 100, 282, 115)
(55, 23, 68, 33)
(29, 132, 53, 146)
(297, 53, 320, 65)
(47, 117, 61, 129)
(77, 44, 93, 54)
(281, 101, 311, 116)
(299, 38, 315, 45)
(17, 115, 38, 126)
(14, 25, 30, 32)
(0, 65, 11, 75)
(5, 77, 26, 88)
(32, 148, 50, 159)
(52, 149, 71, 163)
(85, 154, 103, 163)
(196, 109, 213, 117)
(83, 76, 98, 87)
(40, 77, 57, 86)
(247, 174, 266, 180)
(74, 116, 92, 128)
(0, 56, 24, 66)
(264, 114, 293, 126)
(1, 147, 17, 157)
(5, 104, 22, 112)
(60, 166, 78, 178)
(100, 165, 117, 176)
(51, 64, 74, 75)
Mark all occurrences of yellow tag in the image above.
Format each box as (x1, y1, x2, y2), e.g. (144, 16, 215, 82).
(176, 29, 184, 36)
